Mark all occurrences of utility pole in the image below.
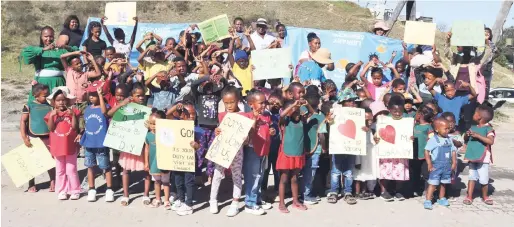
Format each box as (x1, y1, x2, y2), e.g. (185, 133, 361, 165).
(385, 0, 407, 37)
(406, 0, 417, 21)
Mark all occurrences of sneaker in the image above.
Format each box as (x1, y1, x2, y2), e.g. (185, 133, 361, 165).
(424, 200, 433, 210)
(87, 189, 97, 202)
(316, 196, 321, 201)
(105, 189, 114, 202)
(226, 201, 239, 217)
(176, 204, 193, 216)
(209, 200, 219, 214)
(58, 192, 68, 200)
(356, 193, 366, 200)
(169, 194, 176, 204)
(259, 201, 273, 210)
(364, 192, 375, 199)
(171, 200, 183, 211)
(303, 197, 318, 205)
(244, 205, 265, 215)
(380, 192, 394, 202)
(70, 193, 80, 200)
(394, 193, 405, 201)
(437, 197, 450, 207)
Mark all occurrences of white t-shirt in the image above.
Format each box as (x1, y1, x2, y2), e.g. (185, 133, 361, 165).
(170, 73, 199, 101)
(113, 40, 132, 59)
(250, 32, 276, 50)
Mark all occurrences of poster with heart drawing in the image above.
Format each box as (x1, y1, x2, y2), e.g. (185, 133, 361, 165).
(376, 115, 414, 159)
(329, 107, 366, 155)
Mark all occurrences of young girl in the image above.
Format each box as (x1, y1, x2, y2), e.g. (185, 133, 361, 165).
(101, 16, 138, 59)
(276, 99, 313, 213)
(106, 83, 129, 186)
(412, 106, 434, 197)
(360, 62, 400, 100)
(375, 94, 410, 201)
(107, 83, 151, 206)
(354, 108, 379, 200)
(209, 86, 246, 217)
(79, 85, 114, 202)
(261, 91, 283, 199)
(60, 51, 102, 104)
(144, 108, 171, 209)
(44, 86, 81, 200)
(82, 21, 107, 59)
(20, 84, 55, 192)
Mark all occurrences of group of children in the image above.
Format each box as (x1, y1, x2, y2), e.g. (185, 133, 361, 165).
(19, 15, 497, 217)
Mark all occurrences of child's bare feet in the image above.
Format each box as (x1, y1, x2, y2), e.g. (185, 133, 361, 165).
(49, 180, 55, 192)
(27, 186, 37, 193)
(278, 204, 289, 213)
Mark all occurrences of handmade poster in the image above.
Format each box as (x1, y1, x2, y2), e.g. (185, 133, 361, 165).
(404, 21, 436, 45)
(103, 103, 151, 155)
(329, 107, 366, 155)
(104, 2, 137, 26)
(1, 138, 55, 187)
(252, 47, 293, 80)
(156, 119, 195, 172)
(206, 113, 254, 168)
(376, 115, 414, 159)
(450, 20, 485, 47)
(197, 14, 231, 44)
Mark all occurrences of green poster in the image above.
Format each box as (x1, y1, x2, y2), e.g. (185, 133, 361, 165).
(451, 20, 485, 47)
(198, 14, 231, 44)
(103, 103, 151, 155)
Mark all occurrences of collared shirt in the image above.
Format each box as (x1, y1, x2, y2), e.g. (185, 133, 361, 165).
(250, 32, 276, 50)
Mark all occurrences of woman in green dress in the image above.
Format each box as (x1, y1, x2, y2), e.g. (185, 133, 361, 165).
(20, 26, 77, 102)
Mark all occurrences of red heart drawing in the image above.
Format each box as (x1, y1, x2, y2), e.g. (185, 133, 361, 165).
(338, 120, 356, 139)
(379, 125, 396, 144)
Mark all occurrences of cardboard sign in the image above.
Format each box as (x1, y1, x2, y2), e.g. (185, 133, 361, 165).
(252, 47, 293, 80)
(104, 2, 137, 26)
(451, 20, 485, 47)
(156, 119, 195, 172)
(329, 107, 366, 155)
(206, 113, 254, 168)
(376, 115, 414, 159)
(404, 21, 436, 45)
(1, 138, 55, 187)
(197, 14, 231, 44)
(103, 103, 151, 155)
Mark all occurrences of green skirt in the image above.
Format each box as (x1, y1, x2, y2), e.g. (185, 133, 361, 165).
(27, 76, 66, 103)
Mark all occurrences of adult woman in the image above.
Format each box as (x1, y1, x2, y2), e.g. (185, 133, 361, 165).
(20, 26, 77, 102)
(57, 15, 84, 48)
(296, 33, 334, 73)
(372, 20, 389, 36)
(478, 27, 497, 100)
(275, 22, 288, 48)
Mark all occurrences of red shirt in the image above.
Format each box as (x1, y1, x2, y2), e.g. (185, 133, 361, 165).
(44, 109, 81, 157)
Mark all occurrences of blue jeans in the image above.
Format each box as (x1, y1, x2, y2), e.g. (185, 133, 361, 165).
(84, 147, 110, 170)
(303, 153, 320, 199)
(243, 147, 267, 207)
(330, 155, 355, 194)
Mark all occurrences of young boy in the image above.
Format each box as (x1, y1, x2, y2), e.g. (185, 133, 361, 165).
(423, 118, 457, 210)
(463, 105, 495, 206)
(428, 79, 476, 129)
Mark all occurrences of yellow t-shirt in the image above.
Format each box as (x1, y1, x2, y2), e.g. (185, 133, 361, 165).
(232, 60, 252, 95)
(138, 59, 171, 95)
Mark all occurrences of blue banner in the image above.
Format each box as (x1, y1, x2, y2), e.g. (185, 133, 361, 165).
(83, 17, 406, 88)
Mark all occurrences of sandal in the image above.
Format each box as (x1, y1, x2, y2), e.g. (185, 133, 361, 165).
(482, 197, 493, 205)
(142, 196, 151, 206)
(120, 196, 129, 206)
(344, 194, 357, 205)
(278, 205, 290, 213)
(149, 199, 161, 208)
(463, 197, 473, 205)
(327, 193, 338, 204)
(164, 201, 172, 210)
(292, 203, 307, 211)
(27, 186, 38, 193)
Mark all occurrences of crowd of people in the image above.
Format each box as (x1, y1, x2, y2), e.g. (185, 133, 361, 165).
(18, 14, 498, 216)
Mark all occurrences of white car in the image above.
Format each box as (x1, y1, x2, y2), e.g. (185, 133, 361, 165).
(489, 87, 514, 104)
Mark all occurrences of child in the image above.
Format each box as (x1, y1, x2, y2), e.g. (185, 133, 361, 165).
(412, 105, 434, 197)
(375, 94, 410, 201)
(167, 102, 201, 216)
(82, 21, 107, 59)
(360, 62, 400, 100)
(209, 86, 246, 217)
(428, 79, 476, 130)
(463, 105, 495, 206)
(302, 93, 327, 205)
(261, 91, 283, 199)
(101, 16, 138, 59)
(418, 66, 444, 103)
(107, 83, 129, 187)
(60, 51, 102, 104)
(285, 82, 306, 102)
(354, 108, 379, 200)
(144, 70, 180, 110)
(44, 86, 81, 200)
(276, 99, 313, 213)
(441, 112, 464, 153)
(20, 84, 55, 192)
(243, 89, 273, 215)
(423, 118, 457, 210)
(144, 108, 172, 209)
(79, 85, 114, 202)
(107, 83, 151, 206)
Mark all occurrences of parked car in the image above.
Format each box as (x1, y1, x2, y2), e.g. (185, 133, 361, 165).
(489, 87, 514, 104)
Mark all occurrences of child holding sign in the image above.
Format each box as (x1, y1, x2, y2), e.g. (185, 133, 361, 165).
(44, 87, 81, 200)
(20, 84, 55, 193)
(412, 106, 434, 197)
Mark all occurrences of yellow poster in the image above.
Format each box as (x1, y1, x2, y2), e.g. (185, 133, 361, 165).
(156, 119, 195, 172)
(1, 138, 55, 187)
(206, 113, 254, 168)
(104, 2, 137, 26)
(404, 21, 436, 45)
(376, 115, 414, 159)
(329, 107, 366, 155)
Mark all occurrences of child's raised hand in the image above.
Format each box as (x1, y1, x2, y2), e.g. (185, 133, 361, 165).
(269, 128, 276, 136)
(85, 53, 95, 61)
(459, 80, 470, 88)
(101, 16, 107, 24)
(190, 141, 200, 150)
(386, 63, 394, 69)
(214, 128, 222, 136)
(23, 137, 32, 148)
(361, 126, 369, 132)
(120, 97, 132, 106)
(96, 87, 103, 96)
(175, 102, 184, 111)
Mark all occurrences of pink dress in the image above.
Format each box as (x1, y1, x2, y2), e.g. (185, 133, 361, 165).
(379, 158, 409, 181)
(119, 151, 145, 171)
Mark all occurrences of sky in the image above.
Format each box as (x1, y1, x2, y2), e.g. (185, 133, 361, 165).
(351, 0, 514, 30)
